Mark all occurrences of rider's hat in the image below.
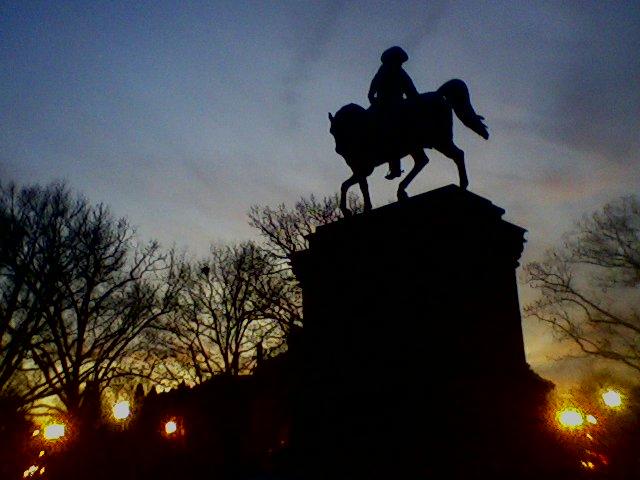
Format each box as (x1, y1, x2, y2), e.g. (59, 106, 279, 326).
(380, 46, 408, 65)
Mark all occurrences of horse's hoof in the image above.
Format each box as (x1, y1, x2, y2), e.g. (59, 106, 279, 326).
(341, 208, 353, 218)
(397, 191, 409, 202)
(460, 180, 469, 190)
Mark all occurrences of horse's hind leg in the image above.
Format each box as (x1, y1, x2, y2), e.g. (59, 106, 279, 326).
(439, 143, 468, 189)
(397, 150, 429, 201)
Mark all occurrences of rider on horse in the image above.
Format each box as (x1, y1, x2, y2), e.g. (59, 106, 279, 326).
(368, 46, 419, 180)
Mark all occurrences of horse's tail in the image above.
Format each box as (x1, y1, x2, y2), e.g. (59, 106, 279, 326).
(437, 79, 489, 140)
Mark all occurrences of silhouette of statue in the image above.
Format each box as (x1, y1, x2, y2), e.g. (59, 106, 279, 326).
(367, 46, 419, 180)
(329, 77, 488, 216)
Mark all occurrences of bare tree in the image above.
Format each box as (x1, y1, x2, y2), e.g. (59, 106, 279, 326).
(0, 183, 54, 399)
(248, 193, 363, 262)
(160, 242, 287, 382)
(247, 193, 363, 341)
(525, 195, 640, 376)
(0, 182, 186, 418)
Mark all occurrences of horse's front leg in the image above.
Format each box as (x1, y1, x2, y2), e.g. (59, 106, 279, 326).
(358, 178, 372, 212)
(397, 151, 429, 201)
(340, 174, 359, 217)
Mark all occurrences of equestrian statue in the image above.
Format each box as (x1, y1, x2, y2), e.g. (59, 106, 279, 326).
(329, 46, 488, 216)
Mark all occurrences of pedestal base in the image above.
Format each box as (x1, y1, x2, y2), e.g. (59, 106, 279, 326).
(291, 186, 559, 478)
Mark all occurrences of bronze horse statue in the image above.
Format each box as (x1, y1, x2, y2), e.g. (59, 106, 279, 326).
(329, 79, 488, 216)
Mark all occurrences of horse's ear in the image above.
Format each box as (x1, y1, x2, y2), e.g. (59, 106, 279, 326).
(328, 112, 334, 122)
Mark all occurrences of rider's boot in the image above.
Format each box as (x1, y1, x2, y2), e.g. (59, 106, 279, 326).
(385, 160, 403, 180)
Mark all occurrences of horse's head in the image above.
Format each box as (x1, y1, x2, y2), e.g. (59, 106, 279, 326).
(328, 104, 366, 157)
(328, 112, 345, 155)
(328, 111, 336, 138)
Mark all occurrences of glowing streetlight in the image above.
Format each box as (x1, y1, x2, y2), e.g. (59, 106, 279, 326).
(557, 408, 584, 428)
(112, 400, 131, 421)
(23, 465, 39, 478)
(165, 420, 177, 435)
(602, 389, 622, 408)
(581, 460, 595, 470)
(43, 423, 65, 440)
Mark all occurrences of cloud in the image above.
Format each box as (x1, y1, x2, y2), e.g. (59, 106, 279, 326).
(278, 0, 449, 129)
(537, 67, 640, 163)
(530, 4, 640, 164)
(280, 1, 346, 126)
(394, 0, 447, 53)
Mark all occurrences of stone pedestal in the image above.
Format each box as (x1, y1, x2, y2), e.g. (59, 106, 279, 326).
(291, 185, 553, 479)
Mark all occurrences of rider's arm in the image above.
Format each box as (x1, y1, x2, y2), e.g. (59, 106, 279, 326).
(401, 69, 419, 98)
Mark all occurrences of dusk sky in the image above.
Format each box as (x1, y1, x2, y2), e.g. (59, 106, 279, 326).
(2, 1, 639, 385)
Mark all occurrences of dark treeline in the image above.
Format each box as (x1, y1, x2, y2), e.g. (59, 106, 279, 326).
(0, 182, 362, 411)
(0, 180, 360, 478)
(2, 181, 639, 479)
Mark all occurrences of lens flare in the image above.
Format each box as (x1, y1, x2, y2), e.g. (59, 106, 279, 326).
(43, 423, 65, 440)
(113, 400, 131, 420)
(586, 414, 597, 424)
(602, 389, 622, 408)
(557, 408, 584, 428)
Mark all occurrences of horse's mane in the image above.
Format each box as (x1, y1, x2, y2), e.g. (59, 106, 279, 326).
(336, 103, 366, 115)
(334, 103, 366, 123)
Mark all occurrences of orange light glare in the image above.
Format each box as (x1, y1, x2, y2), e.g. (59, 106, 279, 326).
(602, 389, 622, 408)
(113, 400, 131, 420)
(165, 420, 177, 435)
(586, 414, 597, 424)
(580, 460, 596, 470)
(43, 423, 65, 440)
(32, 429, 40, 437)
(23, 465, 38, 477)
(557, 408, 584, 428)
